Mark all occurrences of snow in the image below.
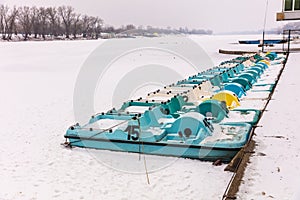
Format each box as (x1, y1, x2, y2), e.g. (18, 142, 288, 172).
(0, 37, 236, 200)
(124, 105, 151, 113)
(0, 35, 296, 199)
(224, 111, 257, 123)
(242, 91, 270, 100)
(85, 119, 127, 130)
(146, 95, 172, 101)
(237, 53, 300, 200)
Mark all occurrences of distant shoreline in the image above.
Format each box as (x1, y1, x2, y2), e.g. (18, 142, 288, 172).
(0, 33, 285, 43)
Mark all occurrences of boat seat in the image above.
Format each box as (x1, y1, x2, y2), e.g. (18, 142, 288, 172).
(164, 112, 212, 143)
(245, 70, 260, 79)
(238, 73, 257, 84)
(211, 90, 240, 110)
(223, 83, 246, 98)
(228, 77, 252, 91)
(197, 99, 229, 123)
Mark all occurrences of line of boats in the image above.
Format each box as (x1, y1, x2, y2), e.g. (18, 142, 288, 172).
(64, 52, 286, 162)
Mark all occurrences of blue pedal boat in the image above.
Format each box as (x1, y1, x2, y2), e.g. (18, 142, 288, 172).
(65, 112, 252, 161)
(64, 52, 283, 162)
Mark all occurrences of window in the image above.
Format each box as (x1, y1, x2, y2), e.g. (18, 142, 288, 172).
(295, 0, 300, 10)
(285, 0, 293, 11)
(284, 0, 300, 11)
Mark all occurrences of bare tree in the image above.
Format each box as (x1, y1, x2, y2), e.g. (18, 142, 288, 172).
(0, 5, 18, 40)
(103, 25, 115, 33)
(89, 16, 103, 39)
(31, 6, 40, 38)
(0, 4, 120, 41)
(81, 15, 92, 38)
(47, 7, 59, 37)
(81, 15, 103, 39)
(71, 13, 81, 38)
(0, 5, 4, 36)
(18, 6, 33, 40)
(126, 24, 135, 31)
(39, 7, 48, 39)
(93, 17, 103, 39)
(58, 6, 74, 39)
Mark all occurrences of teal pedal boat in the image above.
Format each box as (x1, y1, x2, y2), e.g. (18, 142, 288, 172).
(64, 52, 285, 162)
(65, 112, 252, 162)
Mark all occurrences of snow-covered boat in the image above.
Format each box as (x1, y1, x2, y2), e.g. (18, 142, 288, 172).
(64, 52, 286, 161)
(65, 111, 252, 161)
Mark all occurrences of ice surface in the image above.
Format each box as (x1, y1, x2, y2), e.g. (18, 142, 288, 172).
(0, 37, 236, 200)
(0, 35, 294, 200)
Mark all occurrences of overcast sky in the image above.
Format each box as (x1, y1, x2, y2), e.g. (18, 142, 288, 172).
(1, 0, 288, 33)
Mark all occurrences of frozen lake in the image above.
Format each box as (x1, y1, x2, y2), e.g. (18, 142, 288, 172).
(0, 34, 294, 199)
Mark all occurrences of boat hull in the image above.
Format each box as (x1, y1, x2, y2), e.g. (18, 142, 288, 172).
(66, 135, 242, 162)
(239, 39, 286, 45)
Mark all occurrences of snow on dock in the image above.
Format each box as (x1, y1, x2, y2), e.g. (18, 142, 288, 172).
(237, 53, 300, 199)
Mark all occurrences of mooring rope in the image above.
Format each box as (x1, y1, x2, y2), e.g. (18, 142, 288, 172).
(137, 117, 150, 185)
(142, 141, 150, 185)
(66, 120, 130, 146)
(88, 120, 129, 139)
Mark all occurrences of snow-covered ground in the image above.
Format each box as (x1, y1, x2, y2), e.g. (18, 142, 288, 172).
(237, 53, 300, 200)
(0, 36, 237, 200)
(0, 35, 297, 200)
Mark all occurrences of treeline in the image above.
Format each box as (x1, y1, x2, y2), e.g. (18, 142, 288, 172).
(0, 5, 103, 40)
(0, 5, 213, 41)
(116, 25, 213, 36)
(282, 21, 300, 31)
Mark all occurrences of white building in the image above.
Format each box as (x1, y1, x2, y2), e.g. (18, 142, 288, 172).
(277, 0, 300, 20)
